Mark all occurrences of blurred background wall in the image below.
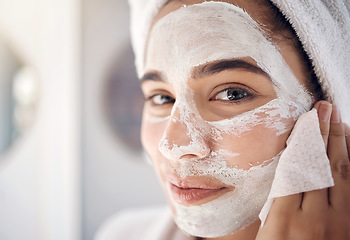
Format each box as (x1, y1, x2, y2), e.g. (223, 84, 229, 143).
(81, 0, 166, 239)
(0, 0, 166, 239)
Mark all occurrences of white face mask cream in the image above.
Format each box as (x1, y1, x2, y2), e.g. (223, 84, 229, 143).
(171, 154, 280, 238)
(144, 1, 313, 238)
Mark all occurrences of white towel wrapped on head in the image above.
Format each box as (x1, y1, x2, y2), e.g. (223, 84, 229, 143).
(270, 0, 350, 124)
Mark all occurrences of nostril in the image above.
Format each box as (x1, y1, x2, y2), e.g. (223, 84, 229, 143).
(179, 154, 200, 160)
(179, 150, 210, 161)
(159, 135, 210, 161)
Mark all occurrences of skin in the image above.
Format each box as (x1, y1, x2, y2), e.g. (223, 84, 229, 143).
(141, 0, 350, 239)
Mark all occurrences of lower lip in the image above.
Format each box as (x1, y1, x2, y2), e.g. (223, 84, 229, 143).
(169, 183, 226, 205)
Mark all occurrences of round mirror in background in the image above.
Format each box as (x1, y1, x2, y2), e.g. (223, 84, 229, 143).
(0, 37, 39, 156)
(104, 42, 144, 153)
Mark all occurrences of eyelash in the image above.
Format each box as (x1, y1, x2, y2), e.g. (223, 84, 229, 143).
(144, 86, 254, 106)
(210, 86, 253, 104)
(145, 94, 175, 106)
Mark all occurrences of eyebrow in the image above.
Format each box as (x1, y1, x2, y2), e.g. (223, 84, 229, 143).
(140, 59, 270, 83)
(140, 72, 163, 83)
(191, 59, 270, 79)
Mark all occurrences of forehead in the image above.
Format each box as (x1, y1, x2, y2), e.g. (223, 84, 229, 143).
(145, 2, 271, 81)
(151, 0, 271, 35)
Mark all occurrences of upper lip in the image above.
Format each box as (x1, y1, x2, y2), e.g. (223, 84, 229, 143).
(167, 174, 229, 190)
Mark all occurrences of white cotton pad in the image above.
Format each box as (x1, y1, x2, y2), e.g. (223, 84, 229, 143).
(259, 108, 334, 225)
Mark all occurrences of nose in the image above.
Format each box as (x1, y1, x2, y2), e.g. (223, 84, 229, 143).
(158, 108, 210, 161)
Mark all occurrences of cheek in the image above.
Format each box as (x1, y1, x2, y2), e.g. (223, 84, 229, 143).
(141, 116, 168, 178)
(214, 123, 293, 170)
(141, 117, 164, 159)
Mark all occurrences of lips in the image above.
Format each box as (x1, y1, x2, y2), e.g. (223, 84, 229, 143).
(167, 176, 232, 205)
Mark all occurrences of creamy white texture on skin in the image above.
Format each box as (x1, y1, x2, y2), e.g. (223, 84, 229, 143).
(144, 2, 313, 238)
(171, 154, 280, 238)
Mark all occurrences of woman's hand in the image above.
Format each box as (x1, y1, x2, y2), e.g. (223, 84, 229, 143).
(256, 101, 350, 240)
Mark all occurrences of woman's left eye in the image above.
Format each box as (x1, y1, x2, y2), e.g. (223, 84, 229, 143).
(211, 88, 251, 102)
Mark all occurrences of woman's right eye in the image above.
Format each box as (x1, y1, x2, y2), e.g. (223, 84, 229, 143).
(146, 94, 175, 106)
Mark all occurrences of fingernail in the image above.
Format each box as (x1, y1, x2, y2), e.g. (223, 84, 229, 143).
(330, 105, 340, 123)
(313, 101, 321, 110)
(318, 102, 332, 122)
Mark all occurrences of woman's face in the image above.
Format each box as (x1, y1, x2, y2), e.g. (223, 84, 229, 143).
(140, 0, 313, 238)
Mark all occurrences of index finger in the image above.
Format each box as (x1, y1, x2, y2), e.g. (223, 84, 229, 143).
(314, 101, 332, 148)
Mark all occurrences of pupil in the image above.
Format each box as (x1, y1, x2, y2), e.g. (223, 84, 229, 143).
(227, 89, 246, 100)
(161, 95, 174, 103)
